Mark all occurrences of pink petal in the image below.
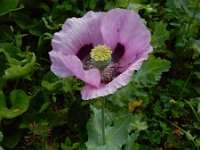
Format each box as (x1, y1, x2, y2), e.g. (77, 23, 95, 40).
(100, 8, 151, 67)
(51, 11, 105, 55)
(49, 51, 101, 88)
(49, 51, 73, 77)
(118, 45, 153, 73)
(81, 46, 153, 100)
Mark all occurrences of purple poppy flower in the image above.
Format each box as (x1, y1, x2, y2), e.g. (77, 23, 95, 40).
(49, 8, 152, 100)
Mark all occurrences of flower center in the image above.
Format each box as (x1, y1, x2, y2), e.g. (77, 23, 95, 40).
(91, 45, 112, 61)
(90, 45, 112, 69)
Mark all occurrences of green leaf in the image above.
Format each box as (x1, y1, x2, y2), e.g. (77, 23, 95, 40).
(105, 114, 133, 149)
(0, 43, 21, 64)
(3, 53, 36, 80)
(41, 71, 62, 91)
(124, 132, 140, 150)
(0, 0, 23, 16)
(192, 39, 200, 57)
(0, 90, 29, 119)
(185, 131, 196, 141)
(194, 72, 200, 80)
(133, 56, 171, 87)
(132, 114, 148, 131)
(42, 80, 62, 92)
(56, 1, 73, 10)
(127, 3, 154, 13)
(0, 0, 18, 15)
(151, 22, 169, 48)
(116, 0, 129, 8)
(192, 39, 200, 53)
(89, 0, 97, 9)
(86, 106, 133, 150)
(173, 0, 200, 18)
(38, 101, 51, 113)
(86, 106, 102, 149)
(61, 137, 80, 150)
(196, 137, 200, 147)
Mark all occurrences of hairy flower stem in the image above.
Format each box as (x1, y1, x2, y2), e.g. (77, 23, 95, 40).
(101, 97, 106, 145)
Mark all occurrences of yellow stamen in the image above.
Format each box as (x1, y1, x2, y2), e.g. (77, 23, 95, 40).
(90, 45, 112, 62)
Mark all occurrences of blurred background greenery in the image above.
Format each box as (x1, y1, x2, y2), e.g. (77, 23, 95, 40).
(0, 0, 200, 149)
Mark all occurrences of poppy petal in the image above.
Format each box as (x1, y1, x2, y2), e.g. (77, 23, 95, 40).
(51, 11, 105, 55)
(49, 51, 101, 88)
(101, 8, 151, 68)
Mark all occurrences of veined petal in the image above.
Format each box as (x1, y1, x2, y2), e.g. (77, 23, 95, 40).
(49, 51, 73, 77)
(81, 46, 153, 100)
(81, 71, 132, 100)
(51, 11, 105, 55)
(118, 46, 153, 72)
(49, 51, 101, 88)
(100, 8, 151, 67)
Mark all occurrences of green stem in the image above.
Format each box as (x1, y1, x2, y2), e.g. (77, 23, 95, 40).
(163, 117, 199, 150)
(101, 97, 106, 145)
(29, 88, 41, 100)
(184, 100, 200, 123)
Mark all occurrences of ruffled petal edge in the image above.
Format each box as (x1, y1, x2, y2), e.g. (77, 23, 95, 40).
(49, 51, 101, 88)
(81, 46, 153, 100)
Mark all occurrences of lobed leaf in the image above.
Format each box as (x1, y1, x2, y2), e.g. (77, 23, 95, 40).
(151, 22, 169, 48)
(124, 132, 140, 150)
(86, 106, 102, 149)
(86, 106, 133, 150)
(133, 55, 171, 87)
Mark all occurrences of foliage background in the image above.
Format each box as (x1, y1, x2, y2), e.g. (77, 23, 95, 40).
(0, 0, 200, 149)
